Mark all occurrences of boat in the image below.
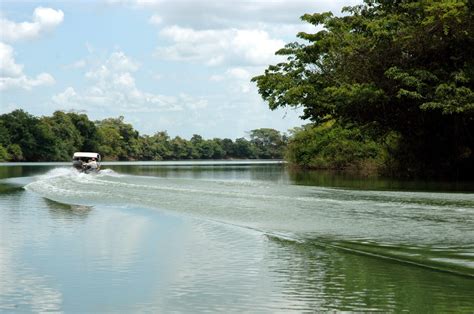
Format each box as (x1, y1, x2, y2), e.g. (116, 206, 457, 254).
(72, 152, 101, 173)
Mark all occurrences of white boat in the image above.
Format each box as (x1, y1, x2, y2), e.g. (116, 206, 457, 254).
(72, 152, 101, 173)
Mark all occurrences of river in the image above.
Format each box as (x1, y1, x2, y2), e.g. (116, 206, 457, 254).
(0, 161, 473, 312)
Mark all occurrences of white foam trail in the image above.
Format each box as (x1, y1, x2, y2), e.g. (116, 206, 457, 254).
(36, 167, 78, 179)
(23, 167, 474, 253)
(21, 166, 474, 276)
(33, 167, 121, 180)
(24, 167, 122, 206)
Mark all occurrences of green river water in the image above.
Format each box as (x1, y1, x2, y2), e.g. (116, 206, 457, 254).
(0, 161, 473, 312)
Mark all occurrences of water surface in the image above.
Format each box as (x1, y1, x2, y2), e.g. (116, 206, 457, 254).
(0, 161, 473, 312)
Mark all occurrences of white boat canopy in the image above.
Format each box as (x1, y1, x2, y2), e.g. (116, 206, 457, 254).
(73, 152, 101, 159)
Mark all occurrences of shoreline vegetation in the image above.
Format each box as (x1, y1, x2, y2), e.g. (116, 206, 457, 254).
(0, 110, 287, 163)
(0, 108, 466, 180)
(252, 0, 473, 179)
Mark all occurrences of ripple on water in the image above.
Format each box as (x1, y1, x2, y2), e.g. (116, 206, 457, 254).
(23, 168, 474, 271)
(3, 166, 473, 311)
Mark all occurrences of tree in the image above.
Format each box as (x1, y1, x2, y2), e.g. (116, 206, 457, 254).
(152, 131, 174, 160)
(170, 136, 190, 159)
(285, 122, 383, 170)
(210, 139, 225, 159)
(233, 138, 257, 159)
(97, 116, 140, 160)
(0, 110, 39, 161)
(97, 124, 123, 160)
(249, 128, 287, 159)
(41, 111, 83, 160)
(34, 119, 61, 161)
(0, 145, 9, 162)
(252, 0, 474, 177)
(188, 134, 202, 158)
(7, 144, 23, 161)
(67, 112, 100, 152)
(0, 121, 9, 147)
(139, 135, 158, 160)
(220, 138, 235, 158)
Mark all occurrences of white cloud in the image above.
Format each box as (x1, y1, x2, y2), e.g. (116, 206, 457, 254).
(156, 26, 285, 66)
(52, 50, 206, 115)
(178, 93, 208, 110)
(110, 0, 361, 28)
(0, 42, 23, 77)
(51, 86, 80, 107)
(0, 42, 55, 91)
(51, 48, 301, 138)
(0, 73, 55, 91)
(148, 14, 163, 25)
(107, 51, 140, 72)
(0, 7, 64, 43)
(211, 66, 259, 94)
(0, 7, 62, 91)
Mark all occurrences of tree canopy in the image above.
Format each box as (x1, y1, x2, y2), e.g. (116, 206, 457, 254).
(252, 0, 473, 177)
(0, 110, 287, 162)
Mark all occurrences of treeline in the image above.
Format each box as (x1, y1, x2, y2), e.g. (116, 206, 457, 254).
(0, 110, 287, 162)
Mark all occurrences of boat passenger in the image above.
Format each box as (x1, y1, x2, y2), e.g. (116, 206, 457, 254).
(84, 158, 98, 170)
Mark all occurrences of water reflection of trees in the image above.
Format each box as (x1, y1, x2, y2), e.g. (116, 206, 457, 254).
(264, 235, 474, 312)
(107, 164, 289, 183)
(0, 165, 56, 180)
(287, 168, 474, 192)
(44, 198, 92, 220)
(0, 182, 23, 194)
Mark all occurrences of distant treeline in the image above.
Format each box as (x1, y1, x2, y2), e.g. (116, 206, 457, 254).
(0, 110, 287, 162)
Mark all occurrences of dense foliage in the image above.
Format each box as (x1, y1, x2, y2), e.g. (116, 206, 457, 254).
(0, 110, 287, 162)
(252, 0, 473, 177)
(286, 121, 384, 171)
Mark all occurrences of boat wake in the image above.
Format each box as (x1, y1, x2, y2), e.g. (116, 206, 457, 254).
(24, 167, 474, 276)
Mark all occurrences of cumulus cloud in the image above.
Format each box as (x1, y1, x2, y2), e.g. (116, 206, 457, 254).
(51, 47, 300, 138)
(106, 51, 140, 72)
(109, 0, 361, 28)
(0, 7, 64, 43)
(0, 73, 55, 91)
(53, 50, 206, 114)
(0, 42, 23, 77)
(0, 7, 62, 91)
(209, 66, 260, 94)
(0, 42, 55, 91)
(52, 87, 79, 107)
(156, 26, 285, 66)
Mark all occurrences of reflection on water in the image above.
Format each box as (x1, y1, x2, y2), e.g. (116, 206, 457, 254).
(45, 199, 93, 220)
(265, 236, 474, 312)
(107, 163, 291, 184)
(0, 162, 473, 312)
(288, 168, 474, 192)
(0, 165, 56, 180)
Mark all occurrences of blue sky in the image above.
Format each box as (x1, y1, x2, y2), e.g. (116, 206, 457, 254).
(1, 0, 359, 139)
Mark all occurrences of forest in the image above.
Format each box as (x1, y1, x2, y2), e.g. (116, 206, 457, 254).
(253, 0, 473, 178)
(0, 110, 287, 162)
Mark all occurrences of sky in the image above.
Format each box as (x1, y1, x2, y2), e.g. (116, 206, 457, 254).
(0, 0, 360, 139)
